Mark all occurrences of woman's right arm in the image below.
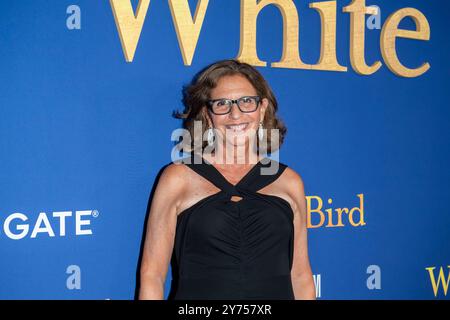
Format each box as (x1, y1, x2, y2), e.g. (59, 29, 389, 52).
(138, 163, 187, 300)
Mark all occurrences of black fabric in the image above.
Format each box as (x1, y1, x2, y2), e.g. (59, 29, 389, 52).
(168, 152, 295, 300)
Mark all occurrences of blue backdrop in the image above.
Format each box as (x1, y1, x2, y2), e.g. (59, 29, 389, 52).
(0, 0, 449, 300)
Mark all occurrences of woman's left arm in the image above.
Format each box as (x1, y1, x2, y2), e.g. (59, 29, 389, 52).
(286, 168, 316, 300)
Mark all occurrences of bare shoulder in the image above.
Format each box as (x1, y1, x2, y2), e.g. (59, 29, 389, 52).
(153, 162, 193, 205)
(281, 166, 305, 192)
(147, 162, 193, 219)
(277, 166, 306, 213)
(158, 162, 190, 191)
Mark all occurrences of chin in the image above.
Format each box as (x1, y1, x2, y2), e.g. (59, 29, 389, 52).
(225, 134, 255, 148)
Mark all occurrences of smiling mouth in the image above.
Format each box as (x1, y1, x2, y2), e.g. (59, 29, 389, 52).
(225, 122, 249, 132)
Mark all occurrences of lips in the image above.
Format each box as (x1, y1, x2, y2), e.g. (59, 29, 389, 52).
(225, 122, 249, 132)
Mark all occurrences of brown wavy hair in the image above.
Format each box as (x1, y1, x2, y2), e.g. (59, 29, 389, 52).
(172, 59, 287, 154)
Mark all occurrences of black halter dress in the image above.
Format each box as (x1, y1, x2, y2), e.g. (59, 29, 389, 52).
(168, 152, 295, 300)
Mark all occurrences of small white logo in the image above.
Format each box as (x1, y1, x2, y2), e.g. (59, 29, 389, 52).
(2, 210, 98, 240)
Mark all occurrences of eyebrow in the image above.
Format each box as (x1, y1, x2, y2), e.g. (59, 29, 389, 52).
(209, 95, 257, 101)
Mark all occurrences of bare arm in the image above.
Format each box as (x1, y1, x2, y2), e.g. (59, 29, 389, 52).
(286, 169, 316, 300)
(138, 163, 186, 300)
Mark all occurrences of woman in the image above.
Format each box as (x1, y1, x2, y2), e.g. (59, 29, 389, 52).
(138, 59, 315, 300)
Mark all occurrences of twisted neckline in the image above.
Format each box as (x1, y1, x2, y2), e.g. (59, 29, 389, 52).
(193, 152, 266, 188)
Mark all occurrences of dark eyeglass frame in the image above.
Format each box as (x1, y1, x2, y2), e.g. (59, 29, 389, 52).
(206, 95, 261, 115)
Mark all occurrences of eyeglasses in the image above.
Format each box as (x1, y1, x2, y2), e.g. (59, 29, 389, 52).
(207, 96, 261, 115)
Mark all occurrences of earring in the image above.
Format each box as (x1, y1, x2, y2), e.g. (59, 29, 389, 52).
(258, 122, 264, 141)
(207, 127, 214, 146)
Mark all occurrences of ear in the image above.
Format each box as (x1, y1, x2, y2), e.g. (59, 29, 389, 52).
(260, 98, 269, 122)
(202, 106, 212, 127)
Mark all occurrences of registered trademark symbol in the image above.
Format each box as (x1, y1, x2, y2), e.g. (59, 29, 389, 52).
(92, 210, 99, 218)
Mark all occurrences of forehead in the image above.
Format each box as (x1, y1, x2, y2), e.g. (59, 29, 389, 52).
(210, 74, 257, 98)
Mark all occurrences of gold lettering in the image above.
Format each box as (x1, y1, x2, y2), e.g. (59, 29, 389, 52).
(333, 207, 347, 227)
(109, 0, 431, 79)
(425, 266, 450, 297)
(168, 0, 210, 66)
(325, 207, 347, 227)
(348, 193, 366, 227)
(306, 196, 325, 228)
(325, 208, 333, 226)
(237, 0, 347, 71)
(325, 197, 346, 227)
(381, 8, 431, 78)
(110, 0, 151, 62)
(237, 0, 309, 68)
(308, 1, 347, 72)
(343, 0, 382, 75)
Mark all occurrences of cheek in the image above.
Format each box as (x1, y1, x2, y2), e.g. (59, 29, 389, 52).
(250, 113, 263, 126)
(211, 115, 227, 127)
(207, 111, 221, 126)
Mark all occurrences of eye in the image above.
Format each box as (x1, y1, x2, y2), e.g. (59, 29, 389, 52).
(241, 97, 252, 103)
(216, 100, 227, 106)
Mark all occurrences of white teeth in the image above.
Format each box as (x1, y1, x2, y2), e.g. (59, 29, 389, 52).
(226, 123, 248, 131)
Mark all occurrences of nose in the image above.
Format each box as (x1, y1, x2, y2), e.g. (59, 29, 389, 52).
(229, 101, 242, 119)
